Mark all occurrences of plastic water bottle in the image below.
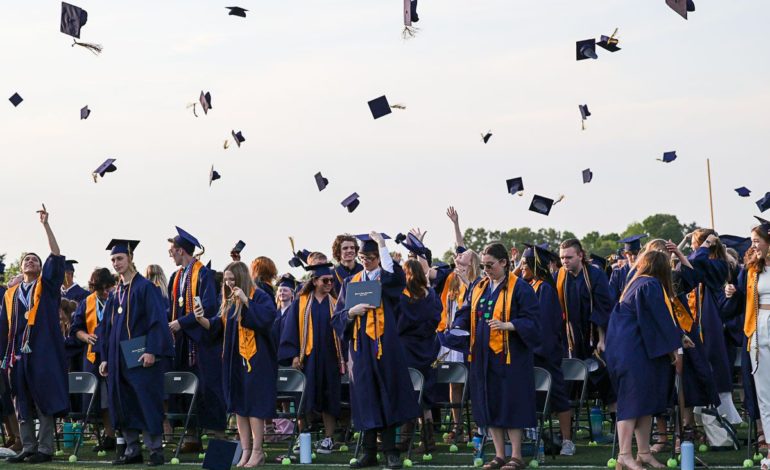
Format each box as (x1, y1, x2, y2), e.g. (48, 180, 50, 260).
(472, 432, 483, 459)
(63, 423, 74, 448)
(538, 439, 545, 464)
(299, 432, 312, 464)
(115, 436, 126, 458)
(680, 441, 694, 470)
(589, 407, 603, 439)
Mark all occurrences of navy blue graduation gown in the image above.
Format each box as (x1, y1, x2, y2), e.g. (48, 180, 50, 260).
(608, 264, 631, 305)
(555, 265, 612, 360)
(397, 288, 442, 409)
(70, 293, 107, 410)
(62, 283, 90, 303)
(167, 264, 226, 430)
(718, 268, 760, 420)
(278, 295, 342, 417)
(672, 265, 720, 408)
(217, 289, 277, 418)
(605, 277, 681, 420)
(99, 275, 174, 434)
(452, 275, 541, 429)
(331, 264, 419, 431)
(688, 247, 732, 394)
(333, 263, 363, 299)
(530, 280, 570, 413)
(0, 254, 69, 420)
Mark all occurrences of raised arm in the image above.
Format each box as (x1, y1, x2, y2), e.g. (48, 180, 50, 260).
(37, 204, 60, 256)
(446, 206, 465, 249)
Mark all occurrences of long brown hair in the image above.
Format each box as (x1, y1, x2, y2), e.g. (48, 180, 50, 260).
(221, 261, 256, 320)
(693, 229, 727, 261)
(745, 225, 770, 272)
(623, 250, 674, 299)
(404, 259, 428, 301)
(250, 256, 277, 285)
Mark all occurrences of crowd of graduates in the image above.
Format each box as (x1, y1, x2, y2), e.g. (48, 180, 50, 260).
(1, 205, 769, 470)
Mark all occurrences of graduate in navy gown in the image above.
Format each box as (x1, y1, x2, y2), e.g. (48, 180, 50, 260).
(396, 258, 442, 454)
(70, 267, 117, 451)
(608, 235, 645, 305)
(605, 250, 685, 470)
(450, 243, 540, 470)
(332, 232, 419, 470)
(686, 229, 742, 424)
(61, 259, 90, 302)
(272, 274, 299, 352)
(197, 261, 278, 468)
(0, 205, 69, 464)
(279, 261, 344, 454)
(332, 234, 364, 296)
(517, 244, 574, 456)
(166, 227, 227, 446)
(99, 239, 174, 466)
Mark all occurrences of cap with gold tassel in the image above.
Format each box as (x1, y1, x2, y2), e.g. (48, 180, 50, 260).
(61, 2, 103, 55)
(402, 0, 420, 39)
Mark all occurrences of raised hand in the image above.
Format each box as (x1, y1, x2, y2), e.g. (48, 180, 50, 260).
(446, 206, 459, 225)
(37, 203, 49, 225)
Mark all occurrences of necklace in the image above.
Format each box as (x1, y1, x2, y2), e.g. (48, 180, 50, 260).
(117, 283, 127, 314)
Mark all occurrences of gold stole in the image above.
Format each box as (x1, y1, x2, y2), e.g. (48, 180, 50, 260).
(171, 261, 203, 321)
(221, 287, 257, 372)
(687, 285, 704, 341)
(350, 271, 385, 359)
(4, 279, 43, 329)
(85, 293, 98, 363)
(469, 275, 518, 364)
(297, 293, 340, 363)
(555, 267, 575, 355)
(744, 267, 760, 350)
(437, 272, 467, 332)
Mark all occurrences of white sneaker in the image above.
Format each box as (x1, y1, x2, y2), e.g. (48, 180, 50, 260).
(317, 437, 334, 454)
(560, 439, 576, 456)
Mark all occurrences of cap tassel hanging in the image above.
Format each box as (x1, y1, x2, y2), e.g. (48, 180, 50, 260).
(554, 194, 566, 205)
(194, 245, 206, 261)
(390, 103, 406, 110)
(187, 103, 199, 118)
(72, 38, 102, 55)
(402, 0, 419, 39)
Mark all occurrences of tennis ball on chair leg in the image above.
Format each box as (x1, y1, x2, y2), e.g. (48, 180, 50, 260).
(170, 457, 180, 465)
(607, 458, 617, 468)
(743, 458, 754, 468)
(68, 455, 78, 463)
(667, 458, 677, 468)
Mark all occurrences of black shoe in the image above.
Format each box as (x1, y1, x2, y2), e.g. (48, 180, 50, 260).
(146, 453, 165, 466)
(8, 451, 34, 463)
(113, 454, 144, 465)
(94, 436, 117, 452)
(26, 452, 53, 464)
(350, 453, 378, 468)
(385, 453, 403, 469)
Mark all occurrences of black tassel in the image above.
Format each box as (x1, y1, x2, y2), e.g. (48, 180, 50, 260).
(72, 39, 103, 55)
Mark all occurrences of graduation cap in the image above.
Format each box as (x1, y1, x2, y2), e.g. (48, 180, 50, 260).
(735, 187, 751, 197)
(658, 151, 677, 163)
(60, 2, 102, 54)
(666, 0, 695, 20)
(403, 0, 419, 38)
(202, 439, 242, 470)
(80, 105, 90, 120)
(231, 130, 245, 147)
(209, 166, 221, 187)
(506, 177, 524, 196)
(481, 131, 493, 144)
(92, 158, 117, 183)
(522, 243, 552, 270)
(757, 192, 770, 213)
(720, 235, 752, 259)
(231, 240, 246, 254)
(576, 39, 597, 60)
(529, 195, 562, 216)
(225, 7, 248, 17)
(618, 234, 647, 252)
(314, 172, 329, 191)
(106, 239, 140, 256)
(341, 193, 360, 213)
(64, 259, 78, 272)
(579, 104, 591, 125)
(356, 233, 391, 253)
(168, 226, 202, 255)
(755, 216, 770, 232)
(304, 262, 335, 278)
(582, 168, 593, 184)
(288, 249, 311, 268)
(199, 91, 212, 115)
(597, 28, 621, 52)
(368, 95, 392, 120)
(277, 274, 299, 290)
(9, 93, 23, 107)
(589, 254, 608, 271)
(395, 233, 432, 264)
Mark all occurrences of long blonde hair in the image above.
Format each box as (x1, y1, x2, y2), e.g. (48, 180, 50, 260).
(449, 250, 481, 298)
(145, 264, 169, 299)
(221, 261, 256, 320)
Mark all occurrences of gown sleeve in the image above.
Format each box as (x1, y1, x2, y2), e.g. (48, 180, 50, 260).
(240, 289, 279, 334)
(719, 268, 747, 322)
(689, 247, 729, 290)
(635, 280, 682, 360)
(144, 281, 175, 358)
(510, 279, 541, 350)
(70, 298, 88, 338)
(588, 265, 612, 331)
(277, 298, 301, 361)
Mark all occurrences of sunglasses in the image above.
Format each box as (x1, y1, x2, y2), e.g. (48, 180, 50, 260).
(318, 278, 333, 285)
(480, 260, 500, 270)
(358, 254, 378, 262)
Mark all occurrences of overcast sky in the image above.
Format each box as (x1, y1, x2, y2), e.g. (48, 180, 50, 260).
(2, 0, 769, 283)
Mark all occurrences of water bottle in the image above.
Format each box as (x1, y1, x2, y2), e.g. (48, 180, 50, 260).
(472, 432, 483, 459)
(538, 439, 545, 464)
(680, 441, 694, 470)
(299, 432, 312, 464)
(115, 436, 126, 458)
(589, 407, 603, 439)
(63, 422, 74, 448)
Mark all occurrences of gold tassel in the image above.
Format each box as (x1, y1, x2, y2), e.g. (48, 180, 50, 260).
(72, 39, 103, 55)
(223, 140, 229, 149)
(554, 194, 565, 205)
(289, 237, 296, 255)
(401, 26, 419, 40)
(390, 104, 407, 110)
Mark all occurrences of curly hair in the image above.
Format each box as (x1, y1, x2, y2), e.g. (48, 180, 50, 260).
(88, 268, 116, 293)
(332, 234, 359, 263)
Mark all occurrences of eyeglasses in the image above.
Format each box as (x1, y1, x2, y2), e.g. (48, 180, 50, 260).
(480, 260, 500, 270)
(319, 278, 333, 285)
(359, 254, 378, 262)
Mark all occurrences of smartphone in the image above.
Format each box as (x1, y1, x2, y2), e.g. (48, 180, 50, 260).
(193, 296, 203, 312)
